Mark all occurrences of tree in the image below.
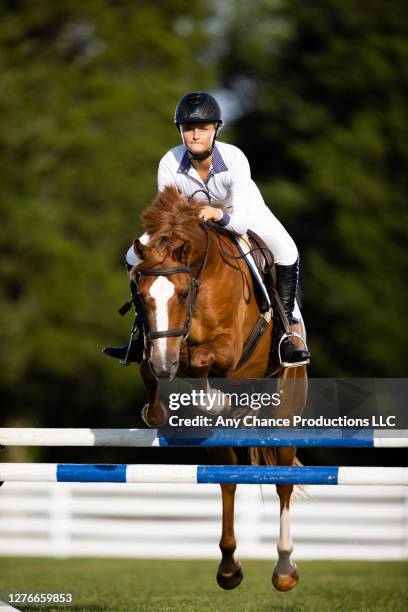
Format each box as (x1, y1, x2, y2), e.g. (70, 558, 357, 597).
(0, 0, 217, 428)
(218, 0, 408, 375)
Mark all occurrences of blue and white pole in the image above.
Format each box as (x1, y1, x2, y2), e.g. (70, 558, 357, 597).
(0, 464, 407, 485)
(1, 428, 408, 448)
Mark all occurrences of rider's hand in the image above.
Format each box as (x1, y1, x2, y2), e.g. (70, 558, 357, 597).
(198, 205, 223, 222)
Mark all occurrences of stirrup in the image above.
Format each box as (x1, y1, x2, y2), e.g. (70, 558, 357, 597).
(278, 331, 310, 368)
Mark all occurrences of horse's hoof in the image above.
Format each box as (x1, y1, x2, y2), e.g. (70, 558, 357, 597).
(216, 563, 243, 590)
(272, 565, 299, 591)
(141, 404, 155, 428)
(141, 403, 169, 427)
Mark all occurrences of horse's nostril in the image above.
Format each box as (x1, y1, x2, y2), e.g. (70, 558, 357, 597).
(152, 362, 179, 380)
(159, 372, 171, 379)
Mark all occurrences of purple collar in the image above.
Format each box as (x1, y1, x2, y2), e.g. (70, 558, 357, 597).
(177, 145, 228, 177)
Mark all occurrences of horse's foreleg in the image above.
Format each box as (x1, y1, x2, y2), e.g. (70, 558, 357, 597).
(272, 448, 299, 591)
(140, 359, 168, 427)
(208, 448, 243, 590)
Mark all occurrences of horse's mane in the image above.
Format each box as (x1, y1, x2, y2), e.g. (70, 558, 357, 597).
(142, 186, 204, 245)
(130, 186, 208, 272)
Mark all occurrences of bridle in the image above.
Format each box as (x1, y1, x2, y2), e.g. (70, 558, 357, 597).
(134, 225, 210, 341)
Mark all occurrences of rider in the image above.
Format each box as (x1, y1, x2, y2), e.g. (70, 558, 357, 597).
(103, 92, 310, 367)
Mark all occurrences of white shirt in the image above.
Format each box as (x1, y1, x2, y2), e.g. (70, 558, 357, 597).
(126, 140, 298, 267)
(157, 141, 274, 235)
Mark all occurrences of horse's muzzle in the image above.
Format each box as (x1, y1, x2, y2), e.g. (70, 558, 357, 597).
(150, 359, 179, 380)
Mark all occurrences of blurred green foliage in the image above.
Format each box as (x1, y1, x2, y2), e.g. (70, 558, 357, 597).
(0, 0, 216, 427)
(219, 0, 408, 376)
(0, 0, 407, 432)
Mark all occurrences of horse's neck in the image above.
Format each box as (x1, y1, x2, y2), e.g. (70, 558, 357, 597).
(186, 229, 263, 373)
(194, 230, 253, 304)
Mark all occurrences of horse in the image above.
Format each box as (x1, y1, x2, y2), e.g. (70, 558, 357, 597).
(129, 185, 308, 591)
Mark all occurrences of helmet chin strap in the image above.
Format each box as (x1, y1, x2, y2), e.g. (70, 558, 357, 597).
(187, 147, 213, 161)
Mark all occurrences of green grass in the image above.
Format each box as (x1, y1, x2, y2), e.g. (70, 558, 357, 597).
(0, 558, 407, 611)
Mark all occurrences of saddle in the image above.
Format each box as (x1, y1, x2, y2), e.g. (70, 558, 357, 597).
(209, 224, 276, 313)
(209, 223, 299, 373)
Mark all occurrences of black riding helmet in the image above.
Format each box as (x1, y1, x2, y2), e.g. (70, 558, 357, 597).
(174, 92, 223, 160)
(174, 92, 223, 127)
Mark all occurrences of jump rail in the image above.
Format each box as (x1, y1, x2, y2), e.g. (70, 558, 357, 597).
(1, 428, 408, 448)
(0, 464, 407, 485)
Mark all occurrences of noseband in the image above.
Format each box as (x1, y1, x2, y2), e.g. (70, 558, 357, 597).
(135, 226, 210, 341)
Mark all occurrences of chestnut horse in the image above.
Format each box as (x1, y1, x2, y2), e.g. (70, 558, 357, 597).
(130, 186, 308, 591)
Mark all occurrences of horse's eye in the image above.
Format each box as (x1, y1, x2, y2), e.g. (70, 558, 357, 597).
(179, 292, 188, 304)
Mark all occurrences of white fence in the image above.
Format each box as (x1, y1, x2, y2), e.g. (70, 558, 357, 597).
(0, 482, 407, 560)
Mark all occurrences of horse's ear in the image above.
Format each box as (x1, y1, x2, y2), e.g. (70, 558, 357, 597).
(133, 239, 146, 260)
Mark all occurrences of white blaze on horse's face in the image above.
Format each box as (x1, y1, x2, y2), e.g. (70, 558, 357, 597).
(148, 276, 175, 372)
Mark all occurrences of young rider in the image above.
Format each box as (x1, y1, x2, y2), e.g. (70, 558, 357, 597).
(103, 92, 310, 367)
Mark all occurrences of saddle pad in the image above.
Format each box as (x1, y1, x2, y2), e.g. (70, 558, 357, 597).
(234, 234, 271, 309)
(233, 235, 301, 320)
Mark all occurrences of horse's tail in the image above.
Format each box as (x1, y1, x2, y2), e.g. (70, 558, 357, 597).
(248, 447, 309, 500)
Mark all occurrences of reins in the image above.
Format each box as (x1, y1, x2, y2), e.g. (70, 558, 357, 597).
(212, 231, 251, 303)
(189, 190, 274, 280)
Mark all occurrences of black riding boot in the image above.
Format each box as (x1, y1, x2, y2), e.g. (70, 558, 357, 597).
(274, 258, 310, 367)
(102, 282, 144, 364)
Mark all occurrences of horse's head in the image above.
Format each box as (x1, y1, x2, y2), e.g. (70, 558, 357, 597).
(131, 238, 195, 379)
(129, 187, 208, 379)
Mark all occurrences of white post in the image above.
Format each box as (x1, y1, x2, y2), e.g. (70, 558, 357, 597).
(49, 484, 71, 558)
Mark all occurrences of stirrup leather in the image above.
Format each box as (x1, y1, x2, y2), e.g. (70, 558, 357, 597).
(278, 331, 310, 368)
(119, 318, 142, 366)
